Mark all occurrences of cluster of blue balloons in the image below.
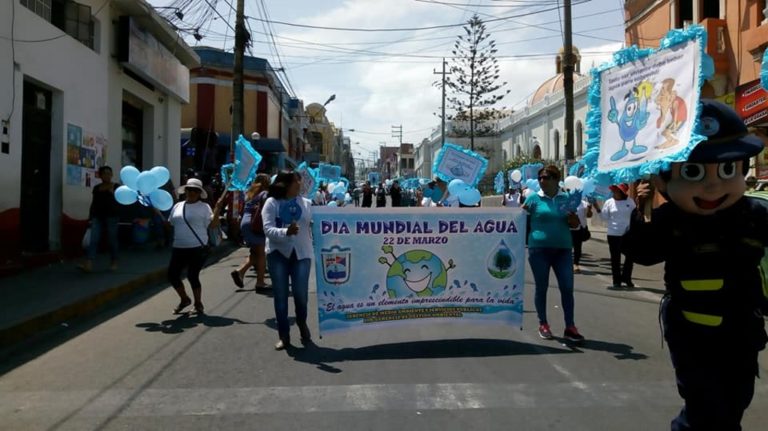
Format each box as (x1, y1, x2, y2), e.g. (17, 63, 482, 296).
(115, 166, 174, 211)
(447, 178, 482, 206)
(325, 180, 351, 206)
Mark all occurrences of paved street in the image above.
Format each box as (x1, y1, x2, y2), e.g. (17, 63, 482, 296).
(1, 238, 767, 431)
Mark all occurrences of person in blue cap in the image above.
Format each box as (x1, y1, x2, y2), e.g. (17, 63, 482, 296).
(626, 99, 768, 430)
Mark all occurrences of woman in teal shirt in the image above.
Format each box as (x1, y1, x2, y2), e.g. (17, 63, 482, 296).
(523, 165, 584, 343)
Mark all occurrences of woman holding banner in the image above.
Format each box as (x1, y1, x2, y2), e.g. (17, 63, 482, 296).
(522, 165, 585, 343)
(263, 171, 313, 350)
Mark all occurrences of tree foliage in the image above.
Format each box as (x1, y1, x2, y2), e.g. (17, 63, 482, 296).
(443, 15, 510, 144)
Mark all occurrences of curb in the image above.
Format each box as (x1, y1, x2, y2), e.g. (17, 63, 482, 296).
(0, 245, 237, 349)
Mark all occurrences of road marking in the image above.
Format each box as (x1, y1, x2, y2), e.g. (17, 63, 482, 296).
(6, 381, 767, 419)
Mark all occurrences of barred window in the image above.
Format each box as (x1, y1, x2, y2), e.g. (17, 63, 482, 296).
(21, 0, 94, 50)
(20, 0, 53, 22)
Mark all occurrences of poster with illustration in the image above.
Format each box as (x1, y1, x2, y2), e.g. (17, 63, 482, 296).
(312, 207, 526, 336)
(65, 124, 107, 187)
(597, 35, 702, 172)
(318, 163, 342, 182)
(432, 143, 488, 187)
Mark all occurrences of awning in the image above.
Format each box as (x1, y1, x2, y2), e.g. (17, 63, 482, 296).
(284, 156, 299, 168)
(252, 138, 286, 153)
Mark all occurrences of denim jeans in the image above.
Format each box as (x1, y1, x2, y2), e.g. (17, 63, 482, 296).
(528, 247, 575, 327)
(87, 217, 119, 261)
(267, 250, 311, 341)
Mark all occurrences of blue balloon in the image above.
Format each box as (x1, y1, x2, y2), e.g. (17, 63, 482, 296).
(271, 174, 277, 184)
(327, 201, 338, 207)
(149, 189, 174, 211)
(582, 179, 596, 195)
(448, 179, 466, 196)
(458, 187, 482, 206)
(120, 166, 140, 190)
(150, 166, 170, 189)
(115, 185, 138, 205)
(136, 171, 156, 195)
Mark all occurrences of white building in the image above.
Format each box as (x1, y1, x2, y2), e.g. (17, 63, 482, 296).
(414, 138, 432, 178)
(0, 0, 199, 262)
(499, 48, 590, 163)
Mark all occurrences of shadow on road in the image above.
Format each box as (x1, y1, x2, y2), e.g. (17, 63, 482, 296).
(560, 338, 649, 360)
(135, 313, 252, 334)
(284, 338, 575, 373)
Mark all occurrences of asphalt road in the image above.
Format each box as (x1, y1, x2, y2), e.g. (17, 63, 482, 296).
(1, 238, 767, 430)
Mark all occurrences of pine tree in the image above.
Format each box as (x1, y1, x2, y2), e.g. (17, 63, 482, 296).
(444, 15, 510, 150)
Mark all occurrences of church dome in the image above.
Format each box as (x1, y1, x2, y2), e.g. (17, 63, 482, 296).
(528, 46, 583, 107)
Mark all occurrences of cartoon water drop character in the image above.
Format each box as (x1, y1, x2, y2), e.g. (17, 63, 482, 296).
(379, 245, 455, 298)
(607, 81, 652, 161)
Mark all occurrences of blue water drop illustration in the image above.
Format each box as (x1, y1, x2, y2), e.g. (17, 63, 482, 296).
(487, 240, 516, 279)
(372, 284, 380, 293)
(453, 280, 461, 289)
(470, 283, 479, 292)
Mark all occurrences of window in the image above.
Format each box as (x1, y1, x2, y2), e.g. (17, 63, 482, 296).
(701, 1, 719, 20)
(677, 0, 693, 28)
(21, 0, 94, 50)
(21, 0, 52, 21)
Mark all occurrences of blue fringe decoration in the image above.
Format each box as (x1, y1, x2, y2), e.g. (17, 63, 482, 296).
(762, 48, 768, 91)
(582, 25, 714, 186)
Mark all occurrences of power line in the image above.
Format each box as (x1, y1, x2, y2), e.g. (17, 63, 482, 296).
(245, 2, 588, 32)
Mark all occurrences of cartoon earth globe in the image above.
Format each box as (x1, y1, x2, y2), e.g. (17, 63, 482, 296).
(386, 250, 449, 298)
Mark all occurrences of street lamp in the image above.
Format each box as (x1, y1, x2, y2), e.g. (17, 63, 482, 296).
(323, 94, 336, 107)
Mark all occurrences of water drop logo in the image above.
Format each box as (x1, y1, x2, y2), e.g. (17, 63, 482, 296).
(487, 240, 516, 279)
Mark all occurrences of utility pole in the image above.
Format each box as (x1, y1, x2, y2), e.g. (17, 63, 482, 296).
(229, 0, 246, 239)
(232, 0, 245, 147)
(391, 125, 403, 145)
(433, 58, 447, 147)
(563, 0, 575, 161)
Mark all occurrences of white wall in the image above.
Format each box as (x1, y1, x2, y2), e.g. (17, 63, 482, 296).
(0, 0, 190, 251)
(0, 0, 110, 222)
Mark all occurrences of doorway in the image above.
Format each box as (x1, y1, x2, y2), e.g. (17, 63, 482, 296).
(20, 81, 53, 253)
(121, 101, 143, 169)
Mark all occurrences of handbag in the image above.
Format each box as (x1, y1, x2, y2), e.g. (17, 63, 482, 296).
(182, 203, 212, 257)
(580, 226, 591, 242)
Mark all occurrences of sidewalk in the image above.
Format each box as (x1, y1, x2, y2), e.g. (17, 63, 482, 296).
(0, 244, 235, 349)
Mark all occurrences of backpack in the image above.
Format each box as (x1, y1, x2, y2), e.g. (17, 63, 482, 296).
(250, 192, 267, 234)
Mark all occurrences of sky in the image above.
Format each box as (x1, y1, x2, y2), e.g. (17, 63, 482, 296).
(148, 0, 626, 161)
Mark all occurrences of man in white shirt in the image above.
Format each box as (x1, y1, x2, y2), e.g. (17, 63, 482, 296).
(594, 183, 636, 288)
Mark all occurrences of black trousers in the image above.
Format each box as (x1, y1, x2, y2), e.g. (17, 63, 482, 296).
(571, 229, 583, 265)
(607, 235, 633, 285)
(663, 300, 760, 430)
(168, 247, 207, 290)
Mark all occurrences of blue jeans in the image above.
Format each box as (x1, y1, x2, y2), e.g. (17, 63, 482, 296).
(267, 250, 311, 341)
(528, 247, 575, 327)
(87, 217, 119, 261)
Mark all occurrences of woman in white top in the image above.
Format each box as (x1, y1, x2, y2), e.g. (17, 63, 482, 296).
(167, 178, 227, 314)
(594, 183, 636, 288)
(262, 171, 313, 350)
(501, 187, 523, 208)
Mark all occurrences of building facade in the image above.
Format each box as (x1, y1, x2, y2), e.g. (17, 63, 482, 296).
(182, 47, 295, 175)
(499, 48, 589, 166)
(624, 0, 768, 177)
(0, 0, 198, 264)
